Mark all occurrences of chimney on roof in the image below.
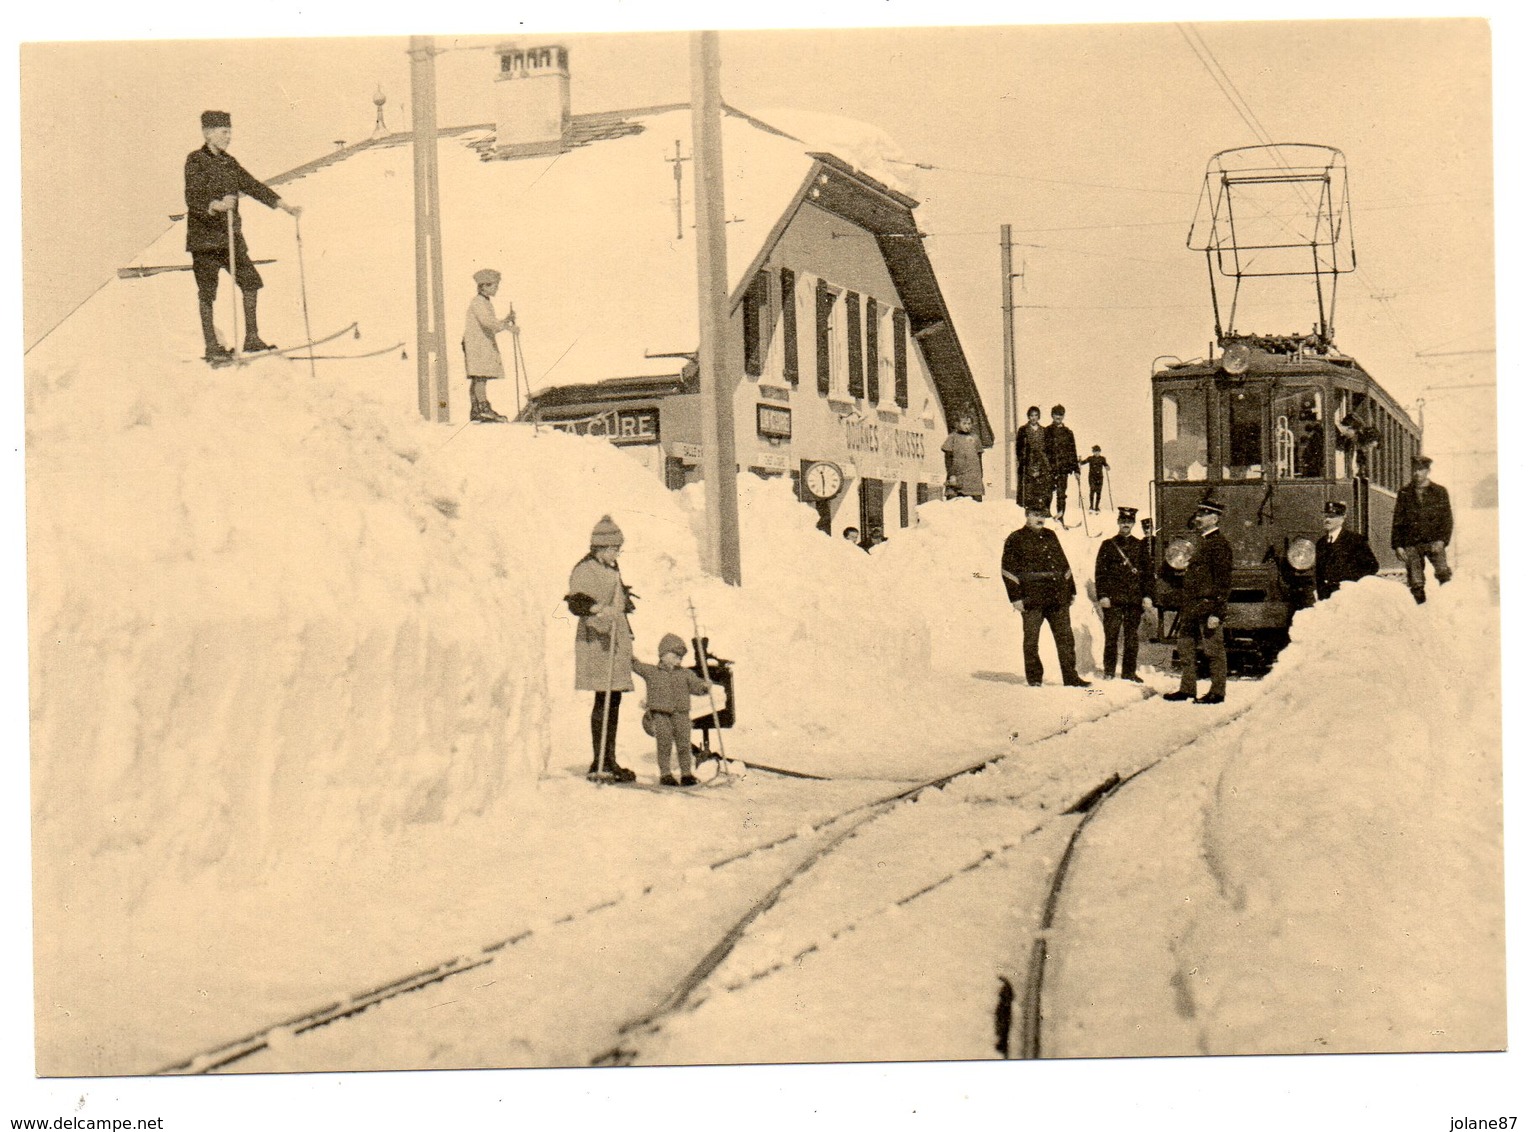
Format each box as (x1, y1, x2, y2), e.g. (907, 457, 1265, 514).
(493, 43, 571, 153)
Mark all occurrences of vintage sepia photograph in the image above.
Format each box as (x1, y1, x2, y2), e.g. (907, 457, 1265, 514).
(9, 6, 1519, 1128)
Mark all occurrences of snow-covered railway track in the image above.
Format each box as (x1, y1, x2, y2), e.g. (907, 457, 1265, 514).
(156, 690, 1225, 1073)
(1008, 701, 1258, 1059)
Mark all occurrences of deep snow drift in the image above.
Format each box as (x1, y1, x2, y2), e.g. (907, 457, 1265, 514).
(24, 109, 1503, 1075)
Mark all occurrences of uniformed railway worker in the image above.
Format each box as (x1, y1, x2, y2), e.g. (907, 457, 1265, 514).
(1001, 504, 1090, 688)
(1162, 492, 1233, 705)
(1313, 500, 1379, 600)
(1094, 506, 1152, 682)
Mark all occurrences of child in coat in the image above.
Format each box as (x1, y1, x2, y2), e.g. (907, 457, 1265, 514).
(631, 633, 713, 786)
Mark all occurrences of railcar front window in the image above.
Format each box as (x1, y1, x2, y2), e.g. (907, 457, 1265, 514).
(1224, 386, 1266, 479)
(1274, 388, 1323, 478)
(1160, 390, 1208, 481)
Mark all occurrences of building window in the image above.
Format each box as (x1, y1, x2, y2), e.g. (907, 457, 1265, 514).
(892, 308, 909, 408)
(780, 268, 798, 386)
(742, 272, 770, 378)
(815, 278, 835, 396)
(846, 292, 864, 399)
(899, 480, 909, 528)
(865, 296, 880, 404)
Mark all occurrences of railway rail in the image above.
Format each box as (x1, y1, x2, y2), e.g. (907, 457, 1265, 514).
(157, 685, 1265, 1074)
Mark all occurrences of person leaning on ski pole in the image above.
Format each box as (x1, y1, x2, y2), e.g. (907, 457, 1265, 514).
(184, 110, 301, 364)
(566, 515, 638, 782)
(462, 268, 517, 423)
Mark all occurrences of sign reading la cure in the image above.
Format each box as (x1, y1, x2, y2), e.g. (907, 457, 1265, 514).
(548, 407, 660, 445)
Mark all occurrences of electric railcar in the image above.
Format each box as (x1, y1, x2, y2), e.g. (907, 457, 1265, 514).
(1149, 145, 1421, 668)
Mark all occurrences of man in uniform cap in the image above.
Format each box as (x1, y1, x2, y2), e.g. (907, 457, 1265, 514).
(1094, 506, 1152, 681)
(184, 110, 303, 364)
(1163, 491, 1233, 704)
(1391, 455, 1453, 603)
(1001, 504, 1090, 688)
(1313, 500, 1379, 600)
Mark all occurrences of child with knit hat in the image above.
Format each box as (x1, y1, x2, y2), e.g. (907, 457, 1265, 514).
(568, 515, 637, 782)
(631, 634, 713, 786)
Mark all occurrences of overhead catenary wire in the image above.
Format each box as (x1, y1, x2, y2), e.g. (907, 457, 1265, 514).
(1178, 22, 1424, 354)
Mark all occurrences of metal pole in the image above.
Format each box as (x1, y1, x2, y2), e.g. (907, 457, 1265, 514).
(410, 36, 450, 422)
(690, 31, 742, 585)
(1001, 224, 1016, 501)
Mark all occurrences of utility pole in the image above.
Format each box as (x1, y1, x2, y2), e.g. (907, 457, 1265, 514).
(691, 31, 742, 585)
(1000, 224, 1016, 500)
(666, 141, 690, 241)
(410, 35, 449, 423)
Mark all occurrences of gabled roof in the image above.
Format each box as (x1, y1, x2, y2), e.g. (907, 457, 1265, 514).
(91, 100, 984, 442)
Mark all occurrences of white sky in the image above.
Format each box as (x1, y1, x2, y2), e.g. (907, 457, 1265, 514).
(5, 0, 1524, 1127)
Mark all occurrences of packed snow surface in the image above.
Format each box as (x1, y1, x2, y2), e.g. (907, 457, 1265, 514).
(25, 111, 1503, 1075)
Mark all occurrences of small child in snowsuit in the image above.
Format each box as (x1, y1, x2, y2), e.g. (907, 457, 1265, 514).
(631, 633, 713, 787)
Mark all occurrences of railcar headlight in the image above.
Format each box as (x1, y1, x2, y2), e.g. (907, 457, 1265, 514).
(1165, 538, 1195, 571)
(1287, 537, 1317, 571)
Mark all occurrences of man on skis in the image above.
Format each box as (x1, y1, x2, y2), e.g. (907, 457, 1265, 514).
(1044, 405, 1080, 523)
(184, 110, 302, 364)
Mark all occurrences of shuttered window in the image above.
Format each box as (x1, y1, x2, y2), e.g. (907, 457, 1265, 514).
(893, 308, 909, 408)
(846, 291, 864, 399)
(865, 296, 880, 404)
(742, 273, 767, 378)
(815, 279, 834, 396)
(780, 268, 798, 385)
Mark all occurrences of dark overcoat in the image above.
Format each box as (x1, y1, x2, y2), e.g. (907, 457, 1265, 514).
(184, 144, 283, 255)
(1178, 528, 1234, 622)
(1095, 534, 1150, 606)
(1390, 481, 1453, 549)
(1315, 527, 1380, 599)
(1002, 526, 1076, 609)
(1045, 422, 1080, 476)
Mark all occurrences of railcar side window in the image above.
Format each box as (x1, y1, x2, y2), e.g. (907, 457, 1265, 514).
(1223, 386, 1266, 480)
(1160, 390, 1208, 481)
(1274, 388, 1323, 478)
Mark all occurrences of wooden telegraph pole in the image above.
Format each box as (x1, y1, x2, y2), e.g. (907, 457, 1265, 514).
(410, 35, 450, 423)
(1001, 224, 1017, 500)
(691, 31, 742, 584)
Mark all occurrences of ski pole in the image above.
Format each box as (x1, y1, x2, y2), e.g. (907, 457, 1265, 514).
(1075, 473, 1093, 537)
(1105, 465, 1116, 512)
(227, 206, 239, 355)
(687, 598, 729, 769)
(294, 214, 318, 381)
(596, 569, 625, 779)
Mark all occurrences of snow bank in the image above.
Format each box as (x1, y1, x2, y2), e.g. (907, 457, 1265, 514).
(1180, 569, 1504, 1053)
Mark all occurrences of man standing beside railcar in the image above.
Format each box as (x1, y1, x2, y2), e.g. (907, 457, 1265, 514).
(1001, 505, 1090, 688)
(1391, 455, 1453, 604)
(1094, 506, 1152, 682)
(1314, 500, 1379, 600)
(1163, 493, 1233, 705)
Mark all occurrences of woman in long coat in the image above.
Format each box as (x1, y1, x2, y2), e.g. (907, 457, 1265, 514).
(568, 515, 637, 781)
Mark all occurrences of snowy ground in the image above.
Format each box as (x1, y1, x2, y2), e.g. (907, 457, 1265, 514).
(18, 105, 1509, 1117)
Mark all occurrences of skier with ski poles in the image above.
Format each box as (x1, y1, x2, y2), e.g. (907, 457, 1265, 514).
(1083, 446, 1109, 513)
(184, 110, 301, 365)
(1043, 405, 1080, 525)
(566, 515, 638, 782)
(462, 268, 516, 423)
